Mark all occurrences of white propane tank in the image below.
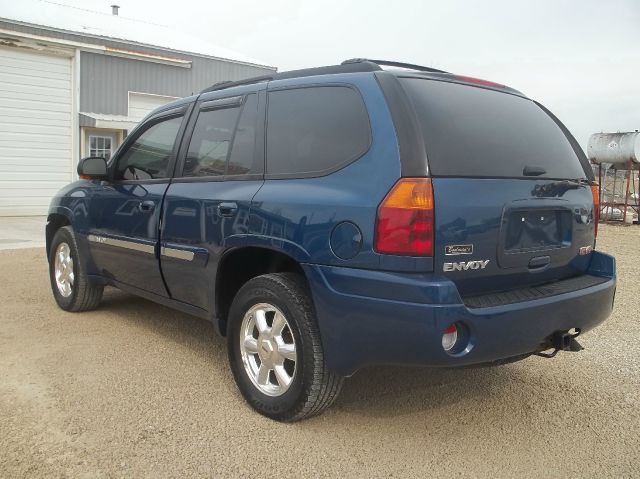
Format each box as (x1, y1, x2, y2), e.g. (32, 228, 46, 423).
(588, 132, 640, 166)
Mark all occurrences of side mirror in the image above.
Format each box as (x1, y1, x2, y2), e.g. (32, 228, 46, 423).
(78, 156, 108, 179)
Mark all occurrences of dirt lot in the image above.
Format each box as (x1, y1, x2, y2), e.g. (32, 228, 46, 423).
(1, 226, 638, 478)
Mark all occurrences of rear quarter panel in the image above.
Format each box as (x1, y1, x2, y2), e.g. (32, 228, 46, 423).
(249, 73, 422, 271)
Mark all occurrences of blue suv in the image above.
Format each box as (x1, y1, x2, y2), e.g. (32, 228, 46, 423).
(47, 59, 616, 421)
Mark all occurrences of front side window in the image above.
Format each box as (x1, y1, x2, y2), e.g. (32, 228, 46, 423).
(115, 116, 183, 180)
(89, 136, 113, 159)
(266, 86, 371, 177)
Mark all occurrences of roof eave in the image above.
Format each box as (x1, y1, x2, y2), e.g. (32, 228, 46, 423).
(0, 17, 277, 70)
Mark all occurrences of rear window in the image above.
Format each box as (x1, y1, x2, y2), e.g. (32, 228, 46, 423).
(266, 86, 370, 177)
(399, 78, 586, 179)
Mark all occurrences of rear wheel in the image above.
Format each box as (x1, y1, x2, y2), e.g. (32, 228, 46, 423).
(49, 226, 103, 312)
(227, 273, 343, 421)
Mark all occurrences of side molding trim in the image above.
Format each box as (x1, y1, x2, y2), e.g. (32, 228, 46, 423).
(160, 246, 195, 261)
(87, 234, 155, 255)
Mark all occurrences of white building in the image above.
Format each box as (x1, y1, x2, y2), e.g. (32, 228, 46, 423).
(0, 0, 275, 215)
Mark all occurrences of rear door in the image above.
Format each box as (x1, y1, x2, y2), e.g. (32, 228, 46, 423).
(160, 87, 266, 311)
(399, 77, 597, 297)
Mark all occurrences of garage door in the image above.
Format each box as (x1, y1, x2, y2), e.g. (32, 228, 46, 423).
(0, 47, 72, 216)
(128, 92, 177, 123)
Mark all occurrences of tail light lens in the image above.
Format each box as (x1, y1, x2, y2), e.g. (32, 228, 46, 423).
(591, 184, 600, 237)
(374, 178, 434, 256)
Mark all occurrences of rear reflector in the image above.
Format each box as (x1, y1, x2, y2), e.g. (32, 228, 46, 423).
(591, 184, 599, 237)
(442, 324, 458, 352)
(374, 178, 434, 256)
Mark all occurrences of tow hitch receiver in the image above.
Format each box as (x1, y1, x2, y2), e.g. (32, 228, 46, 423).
(535, 330, 583, 358)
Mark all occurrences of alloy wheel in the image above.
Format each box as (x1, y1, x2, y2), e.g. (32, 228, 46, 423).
(239, 303, 297, 397)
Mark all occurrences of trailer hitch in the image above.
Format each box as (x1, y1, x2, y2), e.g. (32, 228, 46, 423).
(534, 329, 583, 358)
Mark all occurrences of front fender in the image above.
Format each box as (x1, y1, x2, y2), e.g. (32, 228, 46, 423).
(46, 181, 98, 276)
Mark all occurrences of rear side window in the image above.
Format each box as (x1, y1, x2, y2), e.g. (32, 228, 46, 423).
(184, 106, 240, 177)
(228, 94, 258, 175)
(266, 86, 370, 177)
(183, 94, 259, 178)
(400, 78, 586, 179)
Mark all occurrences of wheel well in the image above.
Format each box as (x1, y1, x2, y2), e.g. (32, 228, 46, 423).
(45, 214, 70, 258)
(216, 247, 305, 334)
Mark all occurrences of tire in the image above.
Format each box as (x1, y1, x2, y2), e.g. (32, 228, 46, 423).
(227, 272, 343, 421)
(49, 226, 103, 312)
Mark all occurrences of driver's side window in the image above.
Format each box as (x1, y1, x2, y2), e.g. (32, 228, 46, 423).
(115, 115, 183, 181)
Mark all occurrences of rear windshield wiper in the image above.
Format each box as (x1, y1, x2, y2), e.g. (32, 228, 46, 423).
(523, 165, 547, 176)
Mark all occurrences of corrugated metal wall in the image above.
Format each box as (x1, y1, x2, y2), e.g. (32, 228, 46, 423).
(0, 20, 275, 116)
(79, 52, 270, 115)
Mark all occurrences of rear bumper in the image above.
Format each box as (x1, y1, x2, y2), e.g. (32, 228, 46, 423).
(303, 251, 616, 376)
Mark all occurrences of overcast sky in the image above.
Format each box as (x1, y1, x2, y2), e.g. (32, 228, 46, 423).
(22, 1, 640, 150)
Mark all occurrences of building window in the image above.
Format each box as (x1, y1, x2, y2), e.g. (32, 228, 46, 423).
(89, 135, 113, 159)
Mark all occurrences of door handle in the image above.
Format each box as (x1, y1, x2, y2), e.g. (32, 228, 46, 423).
(217, 202, 238, 217)
(528, 255, 550, 271)
(139, 200, 155, 213)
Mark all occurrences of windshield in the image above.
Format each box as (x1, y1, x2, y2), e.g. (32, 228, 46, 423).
(399, 78, 587, 179)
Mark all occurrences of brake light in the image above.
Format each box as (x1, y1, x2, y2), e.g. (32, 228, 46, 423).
(374, 178, 434, 256)
(454, 75, 505, 89)
(591, 184, 600, 237)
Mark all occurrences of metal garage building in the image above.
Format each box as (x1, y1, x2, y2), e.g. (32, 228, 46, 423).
(0, 1, 275, 216)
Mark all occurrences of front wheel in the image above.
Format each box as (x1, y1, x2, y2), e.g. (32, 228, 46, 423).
(227, 273, 343, 421)
(49, 226, 103, 312)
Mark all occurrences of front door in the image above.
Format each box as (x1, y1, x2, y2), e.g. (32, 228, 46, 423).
(87, 107, 191, 296)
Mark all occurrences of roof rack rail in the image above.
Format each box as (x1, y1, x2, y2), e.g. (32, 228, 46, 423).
(200, 59, 448, 94)
(201, 75, 273, 93)
(201, 61, 384, 93)
(342, 58, 448, 74)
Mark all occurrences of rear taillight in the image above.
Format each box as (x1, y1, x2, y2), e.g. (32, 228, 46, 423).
(374, 178, 434, 256)
(591, 184, 600, 238)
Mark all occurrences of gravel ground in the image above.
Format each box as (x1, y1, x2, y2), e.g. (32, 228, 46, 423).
(1, 225, 638, 478)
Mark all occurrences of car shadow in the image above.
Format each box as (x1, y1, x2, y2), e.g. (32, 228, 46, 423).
(332, 364, 515, 419)
(98, 287, 226, 361)
(96, 287, 527, 420)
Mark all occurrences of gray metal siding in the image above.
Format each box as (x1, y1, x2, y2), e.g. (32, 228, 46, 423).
(0, 20, 275, 115)
(80, 52, 270, 115)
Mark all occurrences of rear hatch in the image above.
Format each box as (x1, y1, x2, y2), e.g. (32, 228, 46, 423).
(399, 77, 597, 298)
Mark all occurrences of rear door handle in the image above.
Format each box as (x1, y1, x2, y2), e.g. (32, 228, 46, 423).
(528, 255, 551, 271)
(139, 200, 155, 213)
(217, 202, 238, 217)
